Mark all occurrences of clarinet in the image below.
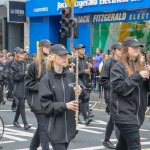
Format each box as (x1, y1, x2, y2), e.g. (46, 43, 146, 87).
(75, 53, 79, 127)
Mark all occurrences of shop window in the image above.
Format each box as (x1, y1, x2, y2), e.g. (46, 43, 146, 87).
(92, 21, 150, 55)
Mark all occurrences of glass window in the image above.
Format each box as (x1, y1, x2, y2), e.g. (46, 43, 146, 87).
(92, 21, 150, 55)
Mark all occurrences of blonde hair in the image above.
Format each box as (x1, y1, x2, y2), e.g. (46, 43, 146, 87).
(36, 46, 44, 78)
(121, 46, 144, 76)
(46, 53, 71, 71)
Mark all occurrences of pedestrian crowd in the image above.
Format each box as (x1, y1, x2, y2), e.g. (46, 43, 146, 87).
(0, 37, 150, 150)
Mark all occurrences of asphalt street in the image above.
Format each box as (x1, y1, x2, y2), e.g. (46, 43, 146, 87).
(0, 95, 150, 150)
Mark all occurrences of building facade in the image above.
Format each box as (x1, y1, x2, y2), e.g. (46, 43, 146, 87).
(0, 0, 28, 52)
(26, 0, 150, 55)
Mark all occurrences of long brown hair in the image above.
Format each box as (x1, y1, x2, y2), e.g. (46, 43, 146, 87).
(36, 46, 44, 78)
(121, 46, 144, 76)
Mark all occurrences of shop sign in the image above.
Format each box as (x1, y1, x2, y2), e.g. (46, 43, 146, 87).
(57, 0, 143, 10)
(77, 9, 150, 24)
(8, 0, 26, 23)
(57, 0, 98, 10)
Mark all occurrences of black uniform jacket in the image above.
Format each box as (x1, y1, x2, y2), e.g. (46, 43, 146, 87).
(0, 62, 7, 82)
(10, 60, 26, 98)
(99, 57, 117, 105)
(110, 61, 149, 126)
(39, 68, 77, 144)
(25, 61, 47, 113)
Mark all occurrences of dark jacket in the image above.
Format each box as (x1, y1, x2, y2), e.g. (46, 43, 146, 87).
(73, 55, 95, 101)
(10, 60, 26, 98)
(25, 61, 47, 113)
(39, 68, 77, 144)
(99, 57, 117, 105)
(110, 61, 149, 126)
(0, 61, 7, 82)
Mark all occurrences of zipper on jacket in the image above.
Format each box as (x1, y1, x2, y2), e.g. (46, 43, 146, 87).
(137, 86, 141, 126)
(48, 117, 52, 132)
(82, 59, 86, 85)
(31, 95, 34, 106)
(61, 76, 68, 142)
(116, 100, 119, 115)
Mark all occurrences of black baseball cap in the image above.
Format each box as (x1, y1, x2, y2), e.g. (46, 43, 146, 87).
(122, 37, 144, 48)
(111, 42, 122, 50)
(76, 44, 86, 50)
(14, 47, 21, 52)
(7, 53, 14, 57)
(50, 44, 71, 56)
(16, 48, 26, 54)
(39, 39, 53, 47)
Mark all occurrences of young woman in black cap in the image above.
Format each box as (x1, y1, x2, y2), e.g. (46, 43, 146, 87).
(25, 39, 53, 150)
(99, 42, 122, 149)
(110, 37, 150, 150)
(39, 44, 82, 150)
(10, 48, 31, 130)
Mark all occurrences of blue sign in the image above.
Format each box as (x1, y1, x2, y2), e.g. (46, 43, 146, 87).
(26, 0, 149, 17)
(76, 9, 150, 24)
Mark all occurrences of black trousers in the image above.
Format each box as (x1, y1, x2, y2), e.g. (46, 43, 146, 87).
(30, 113, 50, 150)
(51, 143, 69, 150)
(0, 83, 4, 103)
(105, 115, 120, 141)
(79, 101, 89, 120)
(115, 123, 141, 150)
(14, 96, 28, 125)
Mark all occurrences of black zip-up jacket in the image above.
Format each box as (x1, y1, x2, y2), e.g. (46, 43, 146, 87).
(10, 60, 26, 98)
(99, 57, 117, 105)
(39, 68, 77, 144)
(73, 56, 95, 88)
(25, 61, 47, 113)
(110, 61, 149, 126)
(0, 61, 7, 82)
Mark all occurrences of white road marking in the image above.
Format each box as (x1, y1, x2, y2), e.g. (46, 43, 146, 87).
(0, 140, 15, 144)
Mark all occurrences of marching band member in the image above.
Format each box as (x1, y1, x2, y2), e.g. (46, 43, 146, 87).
(10, 48, 31, 130)
(39, 44, 82, 150)
(110, 37, 150, 150)
(25, 39, 53, 150)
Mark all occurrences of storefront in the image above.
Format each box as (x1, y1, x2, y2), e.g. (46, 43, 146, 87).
(26, 0, 150, 55)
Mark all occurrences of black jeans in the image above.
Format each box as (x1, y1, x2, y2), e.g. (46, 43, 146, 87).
(115, 123, 141, 150)
(105, 115, 120, 141)
(79, 101, 89, 120)
(51, 143, 69, 150)
(14, 97, 28, 125)
(30, 113, 50, 150)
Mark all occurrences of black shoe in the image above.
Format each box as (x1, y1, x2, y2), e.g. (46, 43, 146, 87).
(78, 118, 83, 124)
(2, 101, 6, 105)
(24, 124, 31, 130)
(88, 112, 94, 117)
(85, 118, 92, 125)
(11, 107, 16, 112)
(103, 140, 115, 149)
(0, 145, 3, 149)
(13, 122, 21, 128)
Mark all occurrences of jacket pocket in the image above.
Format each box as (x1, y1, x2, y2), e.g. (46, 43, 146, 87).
(30, 93, 41, 111)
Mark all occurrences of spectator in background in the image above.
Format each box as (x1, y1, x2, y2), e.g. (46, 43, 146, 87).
(93, 48, 103, 91)
(31, 53, 37, 62)
(99, 54, 109, 75)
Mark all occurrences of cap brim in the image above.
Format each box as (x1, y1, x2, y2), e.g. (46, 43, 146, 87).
(77, 46, 86, 50)
(57, 51, 71, 56)
(130, 43, 144, 48)
(116, 45, 122, 49)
